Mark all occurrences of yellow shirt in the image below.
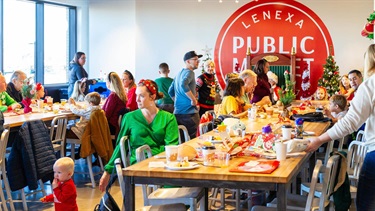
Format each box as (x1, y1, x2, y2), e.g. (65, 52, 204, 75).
(219, 96, 242, 115)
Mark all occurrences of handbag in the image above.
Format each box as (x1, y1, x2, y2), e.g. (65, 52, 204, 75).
(94, 170, 120, 211)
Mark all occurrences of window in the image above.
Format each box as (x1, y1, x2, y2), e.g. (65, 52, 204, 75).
(1, 0, 76, 85)
(44, 4, 69, 84)
(3, 0, 35, 82)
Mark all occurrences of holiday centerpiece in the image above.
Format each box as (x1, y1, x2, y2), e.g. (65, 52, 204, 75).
(278, 70, 296, 117)
(21, 77, 36, 113)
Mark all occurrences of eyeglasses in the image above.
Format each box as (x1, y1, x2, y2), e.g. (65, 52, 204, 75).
(190, 58, 200, 62)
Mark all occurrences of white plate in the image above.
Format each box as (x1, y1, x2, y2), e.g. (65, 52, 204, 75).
(211, 140, 223, 144)
(165, 162, 200, 171)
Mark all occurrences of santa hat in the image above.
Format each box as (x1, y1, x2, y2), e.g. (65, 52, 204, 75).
(267, 71, 278, 84)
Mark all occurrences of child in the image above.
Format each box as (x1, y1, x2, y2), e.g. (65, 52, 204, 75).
(324, 94, 347, 123)
(40, 157, 78, 211)
(70, 79, 86, 102)
(0, 74, 21, 112)
(155, 63, 174, 113)
(314, 86, 328, 101)
(69, 92, 101, 139)
(35, 83, 45, 99)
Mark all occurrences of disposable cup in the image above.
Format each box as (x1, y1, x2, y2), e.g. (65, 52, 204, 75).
(202, 146, 216, 166)
(165, 145, 179, 163)
(265, 107, 274, 117)
(275, 142, 287, 161)
(37, 100, 44, 109)
(60, 99, 67, 106)
(216, 151, 230, 168)
(281, 125, 293, 140)
(46, 97, 53, 106)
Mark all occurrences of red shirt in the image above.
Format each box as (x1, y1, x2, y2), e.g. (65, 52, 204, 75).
(44, 179, 78, 211)
(126, 86, 138, 111)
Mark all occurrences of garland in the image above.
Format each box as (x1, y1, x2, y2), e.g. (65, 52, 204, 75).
(361, 11, 375, 40)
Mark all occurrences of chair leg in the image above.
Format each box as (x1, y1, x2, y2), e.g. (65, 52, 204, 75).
(236, 189, 240, 211)
(86, 156, 96, 188)
(0, 179, 8, 211)
(21, 189, 27, 211)
(2, 167, 14, 211)
(39, 180, 47, 196)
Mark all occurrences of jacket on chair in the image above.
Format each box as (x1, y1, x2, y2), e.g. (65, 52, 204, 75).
(80, 109, 113, 163)
(7, 120, 56, 191)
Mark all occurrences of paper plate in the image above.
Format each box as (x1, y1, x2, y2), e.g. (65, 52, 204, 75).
(165, 162, 200, 171)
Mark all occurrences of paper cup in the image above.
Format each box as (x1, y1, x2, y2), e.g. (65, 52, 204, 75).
(275, 142, 287, 161)
(165, 145, 179, 163)
(281, 125, 293, 140)
(37, 100, 44, 109)
(202, 146, 216, 166)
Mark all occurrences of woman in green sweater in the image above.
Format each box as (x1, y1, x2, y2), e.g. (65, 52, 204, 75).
(99, 79, 179, 191)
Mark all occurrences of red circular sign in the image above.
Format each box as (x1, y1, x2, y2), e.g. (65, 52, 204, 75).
(214, 0, 333, 98)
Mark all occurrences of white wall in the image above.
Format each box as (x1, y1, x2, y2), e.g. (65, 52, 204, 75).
(54, 0, 374, 81)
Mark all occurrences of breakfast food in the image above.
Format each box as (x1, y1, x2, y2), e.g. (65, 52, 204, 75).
(176, 160, 190, 167)
(178, 145, 197, 160)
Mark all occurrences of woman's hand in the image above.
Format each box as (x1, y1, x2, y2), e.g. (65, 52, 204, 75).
(11, 103, 21, 110)
(99, 171, 110, 192)
(305, 137, 323, 152)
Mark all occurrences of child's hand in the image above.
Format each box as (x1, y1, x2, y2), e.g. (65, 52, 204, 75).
(40, 196, 46, 203)
(11, 103, 21, 110)
(52, 178, 58, 189)
(68, 98, 76, 105)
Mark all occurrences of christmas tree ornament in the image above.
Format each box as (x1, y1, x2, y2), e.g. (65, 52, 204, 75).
(361, 11, 375, 40)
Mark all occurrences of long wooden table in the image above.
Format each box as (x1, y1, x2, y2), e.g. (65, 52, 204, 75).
(4, 111, 76, 128)
(123, 119, 330, 211)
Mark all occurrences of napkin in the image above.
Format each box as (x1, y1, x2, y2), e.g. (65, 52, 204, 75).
(149, 162, 165, 168)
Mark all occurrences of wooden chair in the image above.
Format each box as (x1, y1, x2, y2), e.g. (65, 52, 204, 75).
(0, 129, 15, 211)
(49, 115, 68, 157)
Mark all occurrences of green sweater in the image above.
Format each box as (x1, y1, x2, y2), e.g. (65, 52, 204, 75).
(0, 92, 17, 112)
(105, 109, 179, 172)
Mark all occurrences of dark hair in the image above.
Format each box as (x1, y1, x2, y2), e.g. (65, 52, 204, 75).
(253, 58, 268, 77)
(223, 78, 244, 97)
(72, 52, 85, 65)
(159, 63, 169, 74)
(123, 70, 136, 88)
(348, 69, 362, 78)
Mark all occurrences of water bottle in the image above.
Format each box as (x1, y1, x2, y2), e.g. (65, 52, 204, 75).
(248, 104, 258, 121)
(295, 118, 304, 139)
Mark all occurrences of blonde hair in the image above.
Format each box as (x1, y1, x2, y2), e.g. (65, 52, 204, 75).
(364, 44, 375, 79)
(71, 80, 85, 102)
(54, 157, 75, 174)
(330, 94, 347, 111)
(84, 92, 101, 105)
(204, 60, 215, 69)
(107, 72, 127, 103)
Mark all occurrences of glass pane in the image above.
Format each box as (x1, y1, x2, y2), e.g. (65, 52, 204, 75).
(3, 0, 35, 82)
(44, 4, 69, 84)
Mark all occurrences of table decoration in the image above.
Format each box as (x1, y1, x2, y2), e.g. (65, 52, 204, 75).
(278, 70, 296, 118)
(229, 160, 280, 174)
(21, 77, 36, 114)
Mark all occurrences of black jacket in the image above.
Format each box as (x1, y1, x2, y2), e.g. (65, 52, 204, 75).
(6, 82, 22, 103)
(7, 120, 56, 191)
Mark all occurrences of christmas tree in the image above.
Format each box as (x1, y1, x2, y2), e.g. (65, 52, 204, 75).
(318, 54, 340, 97)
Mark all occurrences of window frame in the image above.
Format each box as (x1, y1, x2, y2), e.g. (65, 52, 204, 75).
(0, 0, 77, 86)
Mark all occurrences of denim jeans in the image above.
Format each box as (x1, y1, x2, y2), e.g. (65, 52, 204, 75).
(175, 113, 200, 141)
(357, 150, 375, 210)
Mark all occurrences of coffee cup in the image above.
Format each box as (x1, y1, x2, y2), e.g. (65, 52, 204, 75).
(165, 145, 179, 163)
(281, 125, 293, 140)
(275, 141, 287, 161)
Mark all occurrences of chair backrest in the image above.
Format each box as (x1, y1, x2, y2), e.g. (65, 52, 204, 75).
(178, 125, 190, 145)
(318, 154, 340, 210)
(114, 158, 126, 199)
(0, 129, 10, 166)
(119, 136, 130, 168)
(135, 145, 153, 206)
(356, 130, 365, 142)
(347, 141, 367, 185)
(199, 122, 211, 135)
(305, 159, 323, 211)
(50, 115, 68, 143)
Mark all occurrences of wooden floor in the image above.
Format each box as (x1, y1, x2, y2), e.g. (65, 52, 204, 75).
(3, 158, 357, 211)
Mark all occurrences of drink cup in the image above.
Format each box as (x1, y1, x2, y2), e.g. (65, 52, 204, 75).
(53, 104, 60, 114)
(202, 146, 216, 166)
(275, 142, 287, 161)
(265, 107, 274, 117)
(281, 125, 293, 140)
(37, 100, 44, 109)
(46, 97, 53, 106)
(216, 151, 230, 168)
(165, 145, 179, 163)
(60, 99, 67, 106)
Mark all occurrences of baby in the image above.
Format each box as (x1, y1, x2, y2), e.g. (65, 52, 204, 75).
(40, 157, 78, 211)
(324, 94, 347, 123)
